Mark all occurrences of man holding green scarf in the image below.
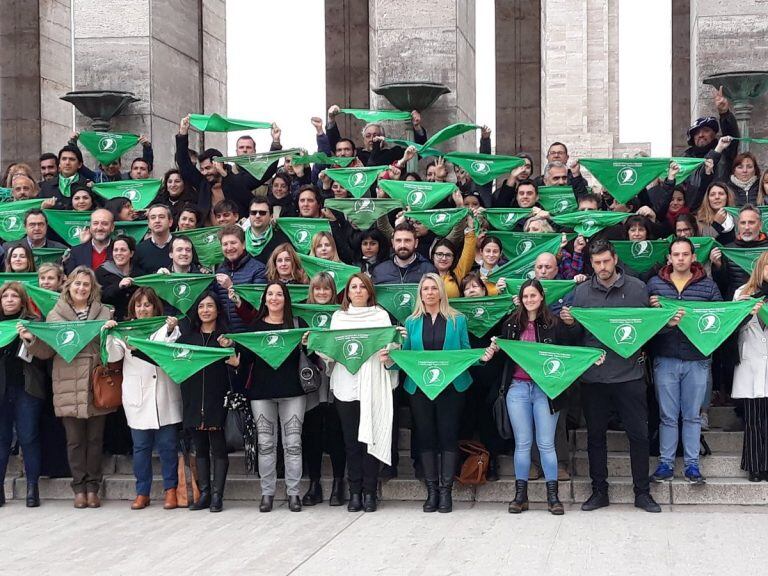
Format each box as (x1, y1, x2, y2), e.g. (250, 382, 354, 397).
(39, 146, 90, 210)
(0, 210, 67, 270)
(712, 204, 768, 298)
(244, 197, 288, 264)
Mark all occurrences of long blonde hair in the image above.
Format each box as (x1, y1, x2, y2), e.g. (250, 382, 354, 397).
(310, 231, 340, 262)
(696, 182, 736, 225)
(266, 243, 308, 284)
(741, 251, 768, 297)
(409, 272, 459, 320)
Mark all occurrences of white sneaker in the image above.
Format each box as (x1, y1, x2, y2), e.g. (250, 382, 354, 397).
(700, 411, 710, 431)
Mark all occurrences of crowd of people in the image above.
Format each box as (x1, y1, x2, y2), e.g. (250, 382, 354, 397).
(2, 86, 768, 517)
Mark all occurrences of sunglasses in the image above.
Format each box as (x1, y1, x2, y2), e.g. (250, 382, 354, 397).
(250, 210, 269, 216)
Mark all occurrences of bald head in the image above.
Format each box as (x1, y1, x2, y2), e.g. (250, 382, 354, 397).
(90, 208, 115, 243)
(534, 252, 558, 280)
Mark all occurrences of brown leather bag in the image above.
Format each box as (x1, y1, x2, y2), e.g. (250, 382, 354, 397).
(91, 361, 123, 409)
(456, 440, 490, 486)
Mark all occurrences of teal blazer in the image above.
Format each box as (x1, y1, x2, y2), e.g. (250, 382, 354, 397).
(398, 313, 474, 395)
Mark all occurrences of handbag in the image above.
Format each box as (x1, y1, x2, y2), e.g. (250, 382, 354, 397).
(493, 381, 513, 440)
(294, 318, 322, 394)
(91, 361, 123, 409)
(456, 440, 490, 486)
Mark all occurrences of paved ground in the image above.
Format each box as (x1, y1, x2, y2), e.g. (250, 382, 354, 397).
(3, 500, 768, 575)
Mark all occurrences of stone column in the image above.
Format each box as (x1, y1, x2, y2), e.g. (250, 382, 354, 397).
(0, 0, 72, 175)
(691, 0, 768, 166)
(367, 0, 476, 151)
(72, 0, 227, 173)
(671, 0, 690, 157)
(495, 0, 541, 161)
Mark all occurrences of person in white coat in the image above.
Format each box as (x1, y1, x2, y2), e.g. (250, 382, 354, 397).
(104, 287, 182, 510)
(732, 251, 768, 482)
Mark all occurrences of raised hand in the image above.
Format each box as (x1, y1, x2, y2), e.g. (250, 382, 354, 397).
(714, 85, 730, 114)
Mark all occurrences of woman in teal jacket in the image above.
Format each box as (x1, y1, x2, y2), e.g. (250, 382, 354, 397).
(382, 273, 492, 514)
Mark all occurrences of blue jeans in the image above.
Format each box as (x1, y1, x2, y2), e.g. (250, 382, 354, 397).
(653, 356, 710, 468)
(0, 382, 43, 485)
(130, 425, 178, 496)
(506, 379, 559, 481)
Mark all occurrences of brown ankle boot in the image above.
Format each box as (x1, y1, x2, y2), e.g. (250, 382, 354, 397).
(163, 489, 178, 510)
(87, 492, 101, 508)
(74, 493, 87, 509)
(131, 495, 150, 510)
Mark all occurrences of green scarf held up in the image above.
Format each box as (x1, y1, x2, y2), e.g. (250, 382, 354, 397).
(126, 337, 234, 384)
(189, 113, 271, 132)
(32, 248, 68, 267)
(225, 328, 310, 370)
(443, 152, 525, 186)
(664, 157, 708, 185)
(114, 220, 149, 244)
(78, 131, 140, 165)
(0, 320, 20, 347)
(420, 123, 480, 150)
(657, 297, 757, 356)
(551, 210, 630, 237)
(375, 284, 420, 324)
(504, 278, 577, 305)
(324, 198, 403, 229)
(538, 186, 578, 215)
(488, 234, 564, 282)
(307, 326, 400, 375)
(611, 240, 671, 274)
(580, 158, 682, 204)
(100, 316, 168, 364)
(132, 273, 213, 314)
(292, 303, 340, 329)
(724, 206, 768, 233)
(491, 232, 572, 261)
(174, 226, 224, 267)
(340, 109, 412, 122)
(482, 208, 533, 232)
(91, 179, 162, 211)
(0, 199, 45, 241)
(494, 339, 604, 399)
(233, 284, 310, 308)
(298, 254, 359, 294)
(0, 272, 39, 285)
(215, 149, 302, 180)
(22, 319, 105, 363)
(244, 225, 274, 257)
(569, 307, 676, 358)
(719, 246, 767, 274)
(290, 152, 355, 167)
(377, 180, 457, 211)
(734, 138, 768, 145)
(324, 166, 390, 198)
(24, 284, 60, 318)
(688, 236, 719, 263)
(448, 295, 515, 337)
(275, 218, 332, 255)
(405, 208, 468, 237)
(389, 348, 485, 400)
(57, 174, 78, 198)
(43, 210, 91, 246)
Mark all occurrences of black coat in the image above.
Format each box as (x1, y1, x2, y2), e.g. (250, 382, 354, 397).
(64, 240, 113, 274)
(95, 261, 139, 321)
(0, 332, 47, 402)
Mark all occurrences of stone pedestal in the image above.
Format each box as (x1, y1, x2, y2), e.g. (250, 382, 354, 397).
(72, 0, 227, 173)
(0, 0, 72, 175)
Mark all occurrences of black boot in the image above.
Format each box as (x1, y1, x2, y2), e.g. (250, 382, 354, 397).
(546, 481, 564, 515)
(347, 490, 363, 512)
(288, 495, 302, 512)
(259, 495, 274, 512)
(329, 478, 344, 506)
(189, 457, 211, 511)
(508, 480, 529, 514)
(302, 480, 323, 506)
(420, 451, 439, 513)
(26, 483, 40, 508)
(209, 458, 228, 513)
(0, 479, 5, 507)
(362, 491, 377, 512)
(438, 451, 458, 513)
(486, 456, 499, 482)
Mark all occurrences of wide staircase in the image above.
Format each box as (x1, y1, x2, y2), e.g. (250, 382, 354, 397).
(4, 406, 768, 506)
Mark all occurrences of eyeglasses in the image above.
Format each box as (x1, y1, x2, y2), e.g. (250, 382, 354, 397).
(433, 252, 454, 259)
(676, 227, 692, 233)
(250, 210, 269, 216)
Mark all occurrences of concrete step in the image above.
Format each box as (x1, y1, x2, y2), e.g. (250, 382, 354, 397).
(707, 406, 743, 430)
(573, 452, 744, 478)
(573, 428, 743, 453)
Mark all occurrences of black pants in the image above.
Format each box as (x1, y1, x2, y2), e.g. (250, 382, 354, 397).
(191, 428, 228, 461)
(409, 386, 466, 454)
(461, 364, 505, 456)
(303, 403, 346, 480)
(742, 398, 768, 474)
(582, 378, 650, 495)
(335, 399, 379, 494)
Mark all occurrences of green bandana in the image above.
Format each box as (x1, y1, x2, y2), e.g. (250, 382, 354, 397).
(569, 307, 676, 358)
(25, 284, 60, 318)
(100, 317, 168, 364)
(0, 188, 12, 202)
(406, 208, 468, 237)
(734, 138, 768, 145)
(291, 152, 356, 167)
(307, 326, 400, 375)
(216, 149, 302, 180)
(538, 186, 578, 215)
(724, 206, 768, 233)
(232, 284, 310, 308)
(298, 254, 359, 294)
(22, 319, 105, 363)
(126, 337, 234, 384)
(32, 248, 68, 267)
(377, 180, 457, 210)
(612, 240, 671, 273)
(495, 339, 604, 399)
(658, 297, 757, 356)
(189, 113, 271, 132)
(482, 208, 533, 232)
(389, 348, 484, 400)
(174, 226, 224, 267)
(420, 123, 480, 150)
(57, 174, 78, 198)
(0, 199, 46, 241)
(0, 320, 20, 347)
(0, 272, 39, 284)
(443, 152, 525, 186)
(275, 218, 332, 255)
(580, 158, 679, 204)
(375, 284, 419, 324)
(665, 157, 708, 185)
(225, 328, 309, 370)
(244, 225, 274, 257)
(551, 211, 630, 237)
(324, 198, 403, 229)
(78, 131, 140, 165)
(383, 138, 442, 158)
(719, 246, 766, 274)
(43, 210, 91, 246)
(492, 232, 571, 261)
(340, 109, 411, 122)
(504, 278, 577, 304)
(114, 220, 149, 244)
(91, 179, 162, 210)
(688, 236, 719, 262)
(292, 303, 339, 329)
(324, 166, 390, 198)
(448, 295, 515, 337)
(132, 273, 213, 314)
(488, 234, 564, 282)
